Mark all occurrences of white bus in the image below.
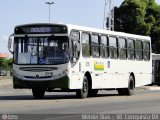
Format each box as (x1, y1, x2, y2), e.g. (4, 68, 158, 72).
(8, 23, 152, 99)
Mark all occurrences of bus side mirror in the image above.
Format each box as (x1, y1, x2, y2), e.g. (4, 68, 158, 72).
(8, 33, 14, 54)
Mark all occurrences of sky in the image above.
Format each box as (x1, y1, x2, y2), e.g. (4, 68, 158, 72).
(0, 0, 160, 58)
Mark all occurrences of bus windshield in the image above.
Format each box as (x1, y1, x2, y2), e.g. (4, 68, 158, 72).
(14, 36, 69, 65)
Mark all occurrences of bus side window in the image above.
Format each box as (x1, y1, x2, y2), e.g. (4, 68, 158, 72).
(127, 39, 135, 60)
(135, 40, 143, 60)
(82, 32, 90, 57)
(109, 36, 118, 59)
(100, 35, 109, 58)
(91, 34, 100, 58)
(118, 38, 127, 59)
(143, 41, 150, 60)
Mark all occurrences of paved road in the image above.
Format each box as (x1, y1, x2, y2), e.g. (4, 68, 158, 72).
(0, 80, 160, 120)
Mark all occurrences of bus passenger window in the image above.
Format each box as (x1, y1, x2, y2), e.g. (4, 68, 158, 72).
(127, 39, 135, 60)
(118, 38, 127, 59)
(100, 36, 109, 58)
(143, 41, 150, 60)
(91, 34, 99, 57)
(109, 36, 118, 59)
(135, 40, 143, 60)
(82, 33, 90, 57)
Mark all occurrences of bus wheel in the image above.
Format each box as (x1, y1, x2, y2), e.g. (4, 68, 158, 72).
(125, 75, 135, 96)
(76, 76, 89, 98)
(32, 88, 45, 99)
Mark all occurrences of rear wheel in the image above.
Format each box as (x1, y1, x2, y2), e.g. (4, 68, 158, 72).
(32, 88, 45, 99)
(125, 75, 135, 96)
(117, 75, 135, 96)
(76, 76, 89, 98)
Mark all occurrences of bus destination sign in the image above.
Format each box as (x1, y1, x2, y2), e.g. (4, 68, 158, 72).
(15, 25, 67, 34)
(31, 27, 52, 33)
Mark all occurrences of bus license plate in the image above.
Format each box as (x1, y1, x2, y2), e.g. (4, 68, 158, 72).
(45, 72, 53, 76)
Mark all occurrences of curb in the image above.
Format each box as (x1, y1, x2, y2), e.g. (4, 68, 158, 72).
(0, 78, 12, 86)
(140, 86, 160, 91)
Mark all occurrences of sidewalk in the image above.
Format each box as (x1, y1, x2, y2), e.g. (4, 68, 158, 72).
(0, 77, 12, 86)
(140, 85, 160, 91)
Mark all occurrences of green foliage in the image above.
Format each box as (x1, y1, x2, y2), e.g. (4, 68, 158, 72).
(114, 0, 160, 53)
(0, 58, 12, 70)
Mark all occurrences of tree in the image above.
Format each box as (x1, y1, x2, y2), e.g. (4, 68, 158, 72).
(0, 58, 4, 72)
(0, 58, 12, 72)
(114, 0, 160, 53)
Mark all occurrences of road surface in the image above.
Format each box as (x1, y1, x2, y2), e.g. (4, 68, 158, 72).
(0, 79, 160, 120)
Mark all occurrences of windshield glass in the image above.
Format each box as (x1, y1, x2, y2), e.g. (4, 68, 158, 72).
(14, 36, 69, 65)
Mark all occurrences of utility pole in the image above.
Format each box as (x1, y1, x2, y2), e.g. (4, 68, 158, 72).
(103, 0, 114, 31)
(45, 1, 54, 22)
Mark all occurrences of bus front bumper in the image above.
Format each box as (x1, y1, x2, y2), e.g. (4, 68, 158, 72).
(13, 75, 70, 89)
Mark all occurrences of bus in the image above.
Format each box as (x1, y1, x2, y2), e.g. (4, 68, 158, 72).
(8, 23, 152, 99)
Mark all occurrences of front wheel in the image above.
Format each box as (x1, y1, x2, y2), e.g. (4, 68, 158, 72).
(76, 76, 89, 98)
(32, 88, 45, 99)
(117, 75, 135, 96)
(125, 75, 135, 96)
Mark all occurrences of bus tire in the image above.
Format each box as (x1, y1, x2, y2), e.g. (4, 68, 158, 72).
(76, 76, 89, 98)
(125, 75, 135, 96)
(32, 88, 45, 99)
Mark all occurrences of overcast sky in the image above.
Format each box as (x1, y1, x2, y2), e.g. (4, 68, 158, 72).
(0, 0, 160, 57)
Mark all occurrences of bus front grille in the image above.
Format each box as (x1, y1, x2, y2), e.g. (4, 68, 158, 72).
(20, 67, 58, 72)
(24, 76, 52, 79)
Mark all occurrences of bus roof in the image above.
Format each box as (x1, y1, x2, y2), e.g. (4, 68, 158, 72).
(15, 22, 151, 41)
(66, 23, 151, 41)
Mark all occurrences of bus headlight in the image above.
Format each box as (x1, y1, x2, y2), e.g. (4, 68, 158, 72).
(63, 69, 69, 76)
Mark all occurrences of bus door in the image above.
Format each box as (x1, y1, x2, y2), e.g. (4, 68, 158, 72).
(70, 31, 80, 88)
